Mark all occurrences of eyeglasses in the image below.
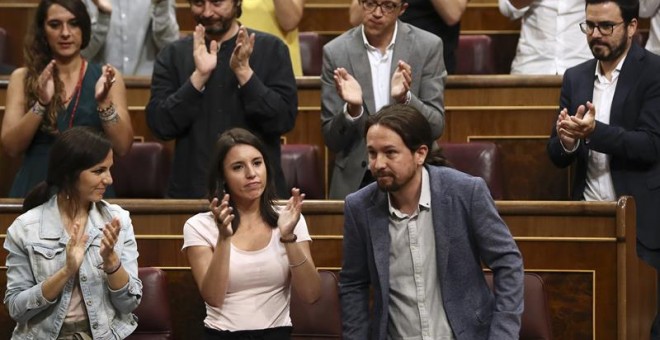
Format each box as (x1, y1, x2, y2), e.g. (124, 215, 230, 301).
(360, 0, 402, 14)
(579, 21, 625, 36)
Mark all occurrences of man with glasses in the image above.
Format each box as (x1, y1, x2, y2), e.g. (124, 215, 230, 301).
(348, 0, 467, 74)
(547, 1, 660, 337)
(321, 0, 445, 199)
(499, 0, 592, 74)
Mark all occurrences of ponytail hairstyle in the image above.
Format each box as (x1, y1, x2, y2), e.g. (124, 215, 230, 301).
(365, 104, 449, 166)
(23, 126, 111, 215)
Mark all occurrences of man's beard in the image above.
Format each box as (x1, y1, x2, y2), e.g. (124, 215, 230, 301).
(196, 7, 237, 36)
(589, 31, 629, 62)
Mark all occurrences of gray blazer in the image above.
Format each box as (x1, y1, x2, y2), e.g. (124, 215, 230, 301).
(340, 166, 524, 340)
(321, 22, 446, 199)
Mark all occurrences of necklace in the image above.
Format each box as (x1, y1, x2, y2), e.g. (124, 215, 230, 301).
(67, 59, 86, 128)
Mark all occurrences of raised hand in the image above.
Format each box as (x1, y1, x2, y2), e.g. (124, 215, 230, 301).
(333, 67, 363, 115)
(556, 108, 577, 150)
(194, 24, 219, 76)
(230, 26, 255, 83)
(391, 60, 412, 102)
(559, 102, 597, 141)
(278, 188, 305, 237)
(90, 0, 112, 13)
(95, 64, 115, 104)
(211, 193, 234, 239)
(37, 60, 56, 105)
(100, 217, 122, 271)
(65, 222, 88, 275)
(570, 101, 596, 139)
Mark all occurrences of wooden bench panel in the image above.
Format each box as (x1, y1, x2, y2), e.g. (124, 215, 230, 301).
(0, 197, 655, 339)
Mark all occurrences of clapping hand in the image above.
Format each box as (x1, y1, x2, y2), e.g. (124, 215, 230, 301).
(556, 108, 577, 150)
(278, 188, 305, 237)
(230, 26, 255, 84)
(211, 193, 234, 239)
(100, 217, 122, 272)
(37, 60, 56, 105)
(557, 101, 597, 147)
(333, 67, 363, 116)
(95, 64, 115, 104)
(391, 60, 411, 103)
(193, 24, 218, 76)
(65, 222, 88, 275)
(568, 101, 596, 139)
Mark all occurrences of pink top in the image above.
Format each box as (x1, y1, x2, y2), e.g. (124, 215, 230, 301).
(182, 211, 311, 331)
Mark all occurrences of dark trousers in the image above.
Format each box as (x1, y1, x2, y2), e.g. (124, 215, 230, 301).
(203, 326, 292, 340)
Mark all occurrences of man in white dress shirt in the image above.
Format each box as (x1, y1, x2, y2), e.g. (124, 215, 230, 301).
(499, 0, 593, 74)
(547, 1, 660, 337)
(321, 0, 446, 199)
(82, 0, 180, 75)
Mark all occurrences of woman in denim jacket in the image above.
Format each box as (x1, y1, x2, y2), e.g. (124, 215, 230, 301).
(3, 126, 142, 339)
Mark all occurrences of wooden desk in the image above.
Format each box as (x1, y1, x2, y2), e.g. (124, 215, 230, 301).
(0, 197, 656, 339)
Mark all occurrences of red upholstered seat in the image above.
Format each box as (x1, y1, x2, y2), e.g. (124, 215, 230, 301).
(0, 27, 7, 64)
(290, 271, 342, 338)
(439, 142, 504, 199)
(112, 142, 170, 198)
(281, 144, 324, 199)
(456, 34, 496, 75)
(299, 31, 324, 76)
(485, 272, 554, 340)
(127, 267, 173, 340)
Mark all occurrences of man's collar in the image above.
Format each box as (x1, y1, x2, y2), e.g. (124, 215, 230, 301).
(360, 21, 398, 51)
(595, 50, 628, 79)
(387, 167, 430, 218)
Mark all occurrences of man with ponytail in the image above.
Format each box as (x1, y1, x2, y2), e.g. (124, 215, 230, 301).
(339, 104, 524, 339)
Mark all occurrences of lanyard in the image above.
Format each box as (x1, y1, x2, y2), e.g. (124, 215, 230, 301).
(67, 59, 86, 128)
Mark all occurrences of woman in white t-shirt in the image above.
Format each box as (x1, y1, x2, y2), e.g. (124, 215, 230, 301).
(182, 127, 321, 339)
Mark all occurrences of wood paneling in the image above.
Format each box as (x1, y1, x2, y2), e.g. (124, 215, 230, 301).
(0, 76, 567, 199)
(0, 197, 656, 339)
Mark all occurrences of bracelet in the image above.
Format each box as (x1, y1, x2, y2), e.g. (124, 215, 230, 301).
(289, 256, 307, 268)
(105, 262, 122, 275)
(31, 101, 47, 117)
(280, 234, 297, 243)
(98, 103, 119, 123)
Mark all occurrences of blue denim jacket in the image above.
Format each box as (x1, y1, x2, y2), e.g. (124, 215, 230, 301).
(3, 196, 142, 339)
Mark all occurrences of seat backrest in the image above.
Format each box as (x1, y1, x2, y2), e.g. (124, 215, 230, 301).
(112, 142, 170, 198)
(290, 271, 342, 338)
(484, 272, 553, 340)
(0, 27, 6, 64)
(127, 267, 173, 340)
(281, 144, 324, 199)
(299, 31, 323, 76)
(439, 142, 504, 199)
(456, 34, 496, 74)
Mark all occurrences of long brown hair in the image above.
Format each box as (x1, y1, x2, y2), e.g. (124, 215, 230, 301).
(207, 128, 279, 232)
(23, 0, 91, 135)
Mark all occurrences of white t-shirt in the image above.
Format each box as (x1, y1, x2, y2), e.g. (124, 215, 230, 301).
(181, 210, 311, 331)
